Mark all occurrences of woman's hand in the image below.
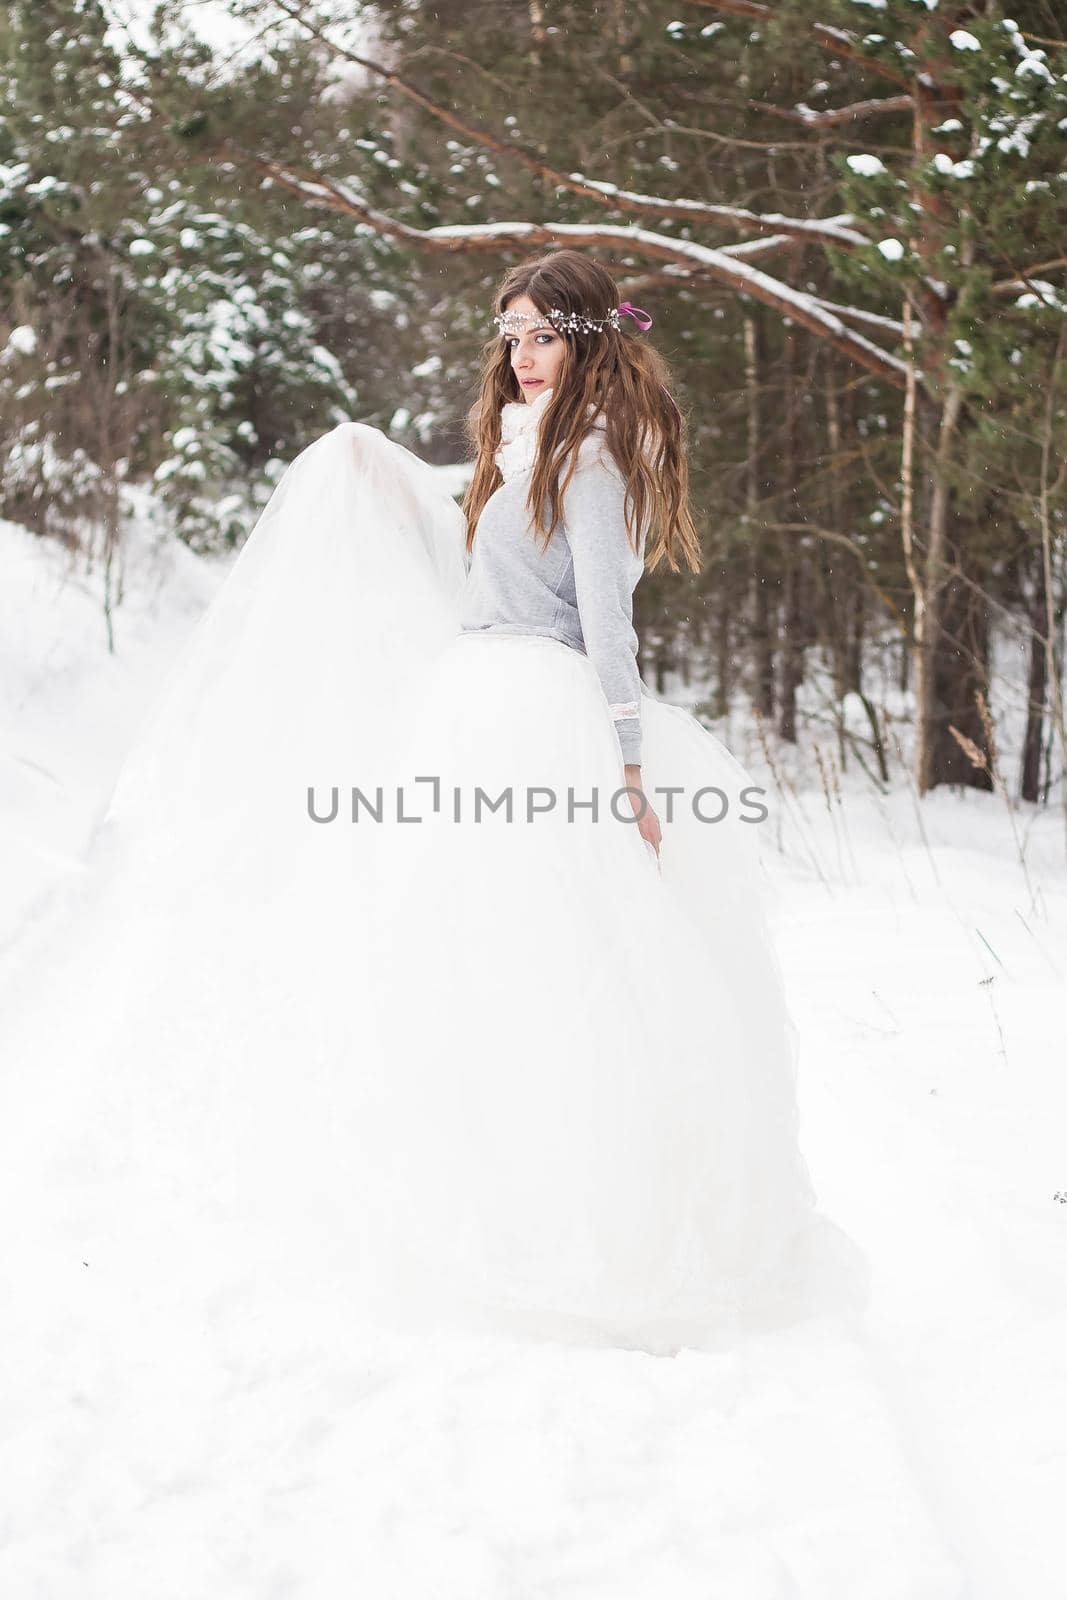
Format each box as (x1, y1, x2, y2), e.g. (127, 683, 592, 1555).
(623, 764, 662, 860)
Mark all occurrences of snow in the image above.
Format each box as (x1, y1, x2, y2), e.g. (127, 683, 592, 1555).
(991, 110, 1044, 160)
(932, 153, 975, 179)
(1, 499, 1066, 1596)
(845, 154, 887, 177)
(4, 325, 37, 357)
(1014, 288, 1065, 311)
(0, 501, 230, 945)
(949, 29, 982, 52)
(877, 237, 904, 261)
(1015, 53, 1054, 85)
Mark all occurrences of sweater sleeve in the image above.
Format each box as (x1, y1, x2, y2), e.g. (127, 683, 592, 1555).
(563, 456, 646, 766)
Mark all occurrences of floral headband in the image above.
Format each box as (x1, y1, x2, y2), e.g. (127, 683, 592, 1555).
(494, 301, 653, 337)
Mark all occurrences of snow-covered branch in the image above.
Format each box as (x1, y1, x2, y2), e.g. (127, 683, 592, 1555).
(256, 160, 914, 390)
(262, 1, 868, 255)
(807, 298, 910, 340)
(759, 94, 914, 128)
(991, 259, 1067, 294)
(571, 176, 867, 250)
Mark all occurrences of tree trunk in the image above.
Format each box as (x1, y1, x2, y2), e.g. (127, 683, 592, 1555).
(777, 259, 802, 743)
(913, 379, 996, 792)
(1020, 560, 1048, 804)
(824, 356, 859, 700)
(714, 567, 733, 718)
(846, 591, 864, 697)
(927, 560, 993, 791)
(744, 312, 775, 719)
(778, 559, 801, 743)
(904, 88, 992, 795)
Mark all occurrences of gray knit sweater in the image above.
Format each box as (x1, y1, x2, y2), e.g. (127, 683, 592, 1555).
(458, 388, 646, 764)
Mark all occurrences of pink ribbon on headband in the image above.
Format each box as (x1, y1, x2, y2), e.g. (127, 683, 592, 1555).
(617, 301, 653, 331)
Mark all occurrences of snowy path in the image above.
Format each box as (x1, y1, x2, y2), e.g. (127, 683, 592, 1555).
(1, 1282, 963, 1598)
(775, 797, 1067, 1598)
(2, 513, 1065, 1596)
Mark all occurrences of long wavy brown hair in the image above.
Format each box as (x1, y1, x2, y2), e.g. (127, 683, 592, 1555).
(462, 250, 702, 575)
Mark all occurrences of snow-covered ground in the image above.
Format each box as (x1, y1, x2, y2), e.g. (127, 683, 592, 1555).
(1, 505, 1065, 1597)
(0, 498, 235, 950)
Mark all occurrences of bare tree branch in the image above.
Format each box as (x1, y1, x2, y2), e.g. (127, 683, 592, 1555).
(761, 521, 904, 620)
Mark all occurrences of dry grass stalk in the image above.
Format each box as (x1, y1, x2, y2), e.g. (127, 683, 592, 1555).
(753, 706, 832, 890)
(949, 691, 1038, 917)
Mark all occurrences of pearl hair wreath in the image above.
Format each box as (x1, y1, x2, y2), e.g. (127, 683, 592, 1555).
(494, 301, 654, 337)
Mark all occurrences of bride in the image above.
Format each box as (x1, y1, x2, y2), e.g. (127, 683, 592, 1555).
(0, 249, 828, 1353)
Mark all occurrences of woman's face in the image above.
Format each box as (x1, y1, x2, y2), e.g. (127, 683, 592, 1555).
(501, 294, 567, 403)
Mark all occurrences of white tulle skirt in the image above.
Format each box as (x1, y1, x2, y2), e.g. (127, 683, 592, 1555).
(0, 423, 820, 1352)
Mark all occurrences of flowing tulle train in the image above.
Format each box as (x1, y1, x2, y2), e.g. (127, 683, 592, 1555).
(0, 423, 851, 1352)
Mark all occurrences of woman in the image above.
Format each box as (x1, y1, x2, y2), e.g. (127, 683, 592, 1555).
(458, 252, 704, 865)
(0, 250, 827, 1354)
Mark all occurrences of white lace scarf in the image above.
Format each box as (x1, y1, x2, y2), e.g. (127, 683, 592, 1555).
(494, 386, 607, 482)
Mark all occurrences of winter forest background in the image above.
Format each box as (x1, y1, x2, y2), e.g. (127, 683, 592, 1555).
(4, 0, 1066, 814)
(4, 6, 1067, 1592)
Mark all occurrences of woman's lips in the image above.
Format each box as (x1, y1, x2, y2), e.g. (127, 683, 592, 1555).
(521, 379, 543, 387)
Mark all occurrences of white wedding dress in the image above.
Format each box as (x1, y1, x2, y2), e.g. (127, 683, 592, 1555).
(0, 421, 831, 1351)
